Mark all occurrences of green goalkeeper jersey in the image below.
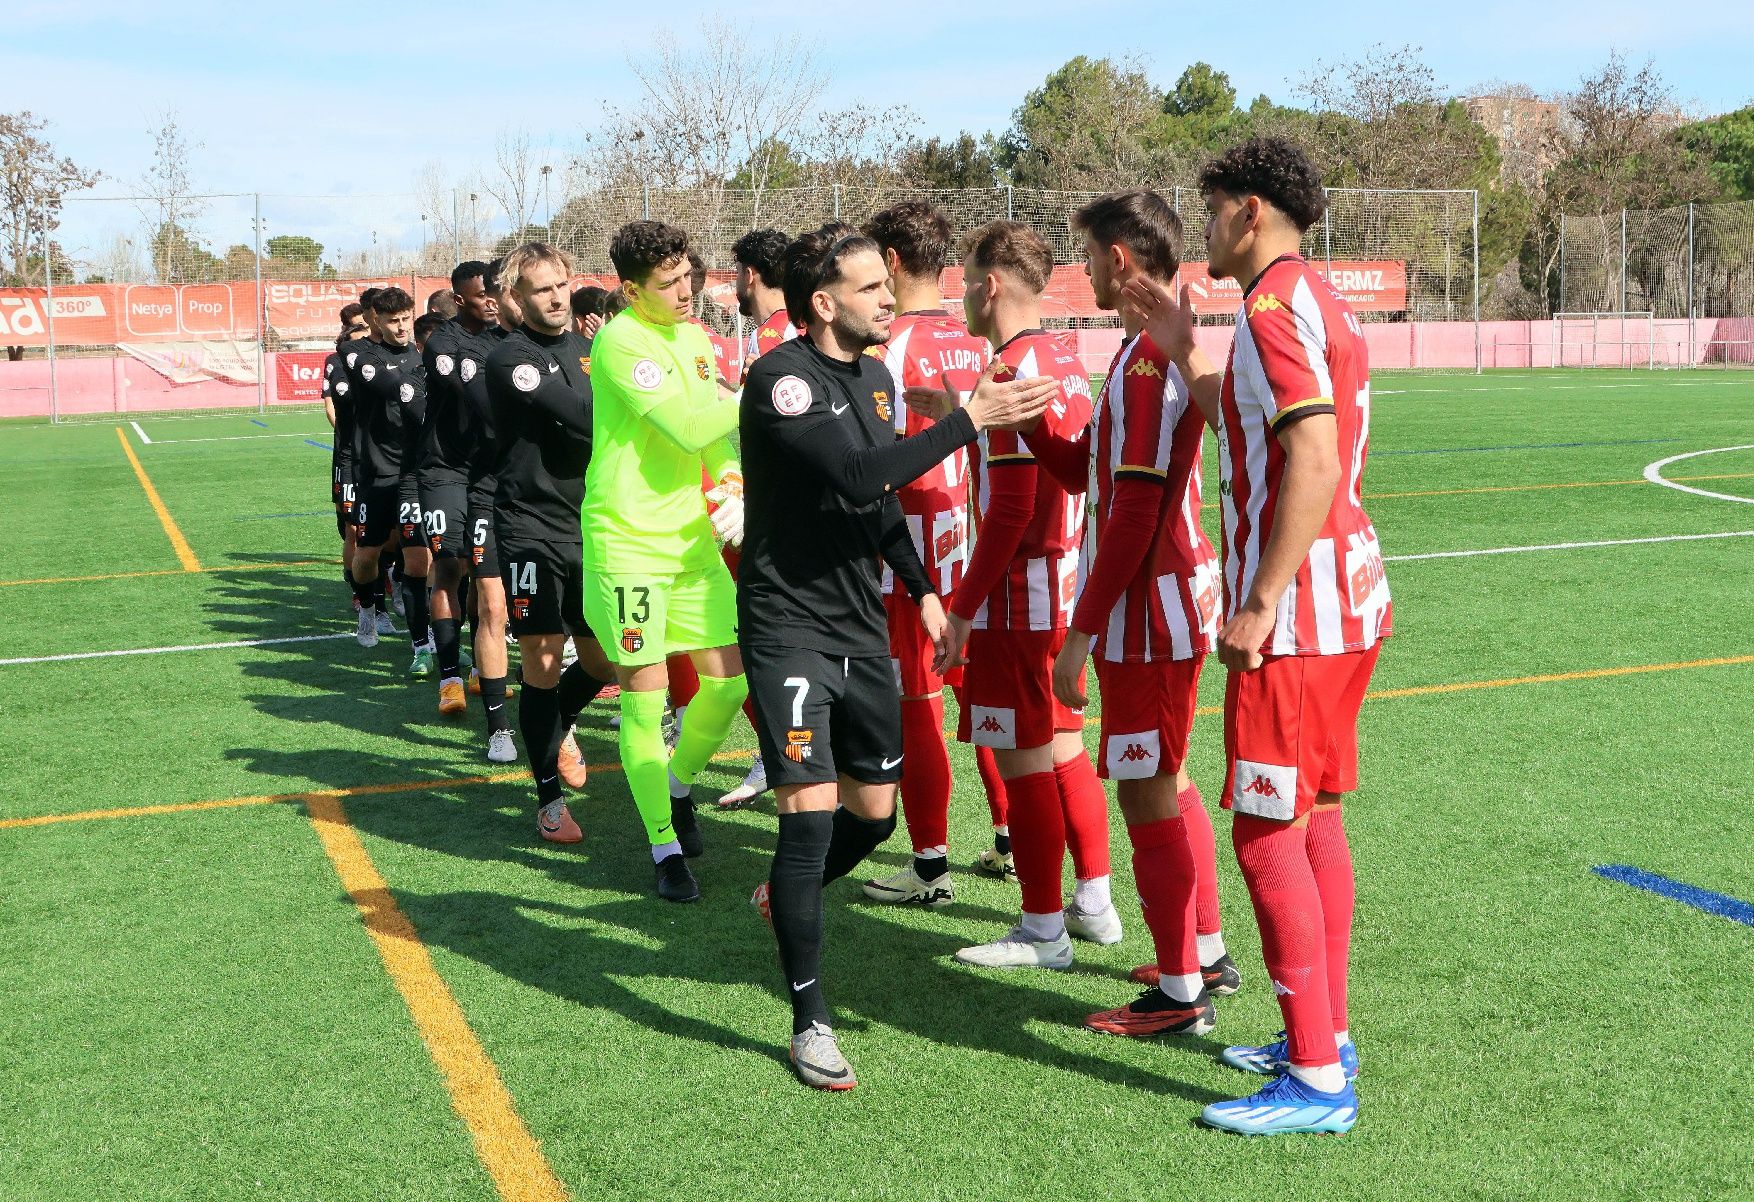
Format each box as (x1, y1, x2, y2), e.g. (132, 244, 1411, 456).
(581, 310, 740, 574)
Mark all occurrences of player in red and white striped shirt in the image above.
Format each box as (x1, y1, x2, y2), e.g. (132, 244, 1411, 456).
(734, 228, 797, 386)
(1024, 190, 1235, 1036)
(903, 220, 1119, 970)
(1128, 139, 1389, 1136)
(857, 201, 1011, 908)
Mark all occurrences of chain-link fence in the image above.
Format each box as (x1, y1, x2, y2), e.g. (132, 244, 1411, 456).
(6, 183, 1489, 419)
(1558, 198, 1754, 365)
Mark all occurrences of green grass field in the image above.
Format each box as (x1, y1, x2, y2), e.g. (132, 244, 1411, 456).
(2, 369, 1751, 1202)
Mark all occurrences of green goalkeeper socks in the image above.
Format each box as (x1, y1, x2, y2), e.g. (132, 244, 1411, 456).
(618, 688, 675, 845)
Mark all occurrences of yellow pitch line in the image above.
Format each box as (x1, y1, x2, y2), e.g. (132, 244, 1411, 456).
(305, 794, 570, 1202)
(0, 558, 338, 589)
(8, 654, 1750, 834)
(116, 426, 201, 571)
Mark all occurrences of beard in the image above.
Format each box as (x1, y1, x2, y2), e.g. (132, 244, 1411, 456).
(737, 290, 755, 318)
(831, 308, 890, 351)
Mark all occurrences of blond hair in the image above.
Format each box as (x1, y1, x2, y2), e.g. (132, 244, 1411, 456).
(499, 242, 574, 297)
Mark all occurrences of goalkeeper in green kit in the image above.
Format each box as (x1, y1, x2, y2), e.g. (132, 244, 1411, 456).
(583, 220, 749, 904)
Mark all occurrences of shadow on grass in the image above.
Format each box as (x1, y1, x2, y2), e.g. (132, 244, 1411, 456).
(205, 559, 1226, 1103)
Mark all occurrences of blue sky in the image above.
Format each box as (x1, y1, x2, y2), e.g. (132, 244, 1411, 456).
(10, 0, 1752, 267)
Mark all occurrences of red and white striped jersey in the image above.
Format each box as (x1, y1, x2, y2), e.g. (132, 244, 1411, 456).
(1082, 332, 1220, 664)
(962, 331, 1092, 632)
(873, 310, 990, 598)
(744, 307, 797, 381)
(1218, 254, 1392, 656)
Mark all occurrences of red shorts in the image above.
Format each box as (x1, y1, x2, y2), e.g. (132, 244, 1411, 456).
(886, 591, 964, 695)
(1222, 643, 1382, 821)
(1092, 655, 1204, 780)
(956, 628, 1083, 749)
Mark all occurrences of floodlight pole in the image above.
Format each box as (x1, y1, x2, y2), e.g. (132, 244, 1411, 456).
(42, 218, 59, 423)
(1472, 189, 1481, 375)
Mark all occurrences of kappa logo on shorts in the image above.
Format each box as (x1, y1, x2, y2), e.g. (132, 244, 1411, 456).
(785, 729, 814, 762)
(621, 628, 644, 654)
(1118, 744, 1152, 762)
(977, 716, 1005, 733)
(1232, 759, 1298, 821)
(970, 705, 1016, 750)
(1105, 729, 1162, 780)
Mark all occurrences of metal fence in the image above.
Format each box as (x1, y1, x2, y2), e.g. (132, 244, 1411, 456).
(6, 183, 1489, 419)
(1560, 198, 1754, 322)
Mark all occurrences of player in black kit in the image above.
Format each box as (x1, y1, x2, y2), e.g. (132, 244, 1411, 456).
(344, 287, 430, 663)
(466, 260, 518, 762)
(323, 302, 369, 606)
(739, 224, 1056, 1089)
(484, 243, 616, 844)
(419, 260, 498, 721)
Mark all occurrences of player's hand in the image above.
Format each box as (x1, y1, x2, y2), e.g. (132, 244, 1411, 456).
(1122, 276, 1196, 367)
(580, 313, 605, 339)
(706, 470, 745, 548)
(903, 386, 955, 421)
(919, 593, 950, 663)
(964, 360, 1056, 433)
(933, 610, 972, 675)
(1052, 629, 1092, 709)
(1216, 602, 1273, 671)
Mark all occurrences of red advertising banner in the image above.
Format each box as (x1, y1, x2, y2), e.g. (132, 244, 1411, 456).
(276, 350, 330, 403)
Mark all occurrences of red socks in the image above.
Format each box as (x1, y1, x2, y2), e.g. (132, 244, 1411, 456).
(1305, 807, 1355, 1033)
(667, 655, 701, 708)
(898, 695, 952, 852)
(1178, 783, 1222, 938)
(1054, 755, 1110, 880)
(1232, 812, 1339, 1068)
(1126, 817, 1198, 984)
(975, 746, 1008, 826)
(1005, 771, 1065, 914)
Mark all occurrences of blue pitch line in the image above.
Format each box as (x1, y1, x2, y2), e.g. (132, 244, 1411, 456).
(304, 438, 333, 451)
(1593, 865, 1754, 927)
(250, 418, 269, 428)
(233, 511, 332, 522)
(1376, 437, 1683, 457)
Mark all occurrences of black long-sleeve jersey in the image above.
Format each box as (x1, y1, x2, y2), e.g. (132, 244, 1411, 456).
(344, 337, 424, 487)
(322, 350, 352, 466)
(418, 317, 498, 486)
(738, 336, 973, 658)
(484, 325, 593, 543)
(464, 325, 510, 498)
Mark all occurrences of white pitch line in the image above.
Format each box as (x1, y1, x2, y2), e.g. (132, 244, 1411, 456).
(149, 431, 333, 445)
(1386, 529, 1754, 562)
(1643, 445, 1754, 506)
(129, 421, 152, 445)
(0, 632, 355, 667)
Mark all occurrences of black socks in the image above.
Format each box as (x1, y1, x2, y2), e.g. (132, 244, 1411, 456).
(771, 811, 833, 1034)
(519, 683, 564, 805)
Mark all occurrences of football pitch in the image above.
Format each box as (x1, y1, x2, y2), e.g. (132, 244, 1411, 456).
(2, 368, 1751, 1202)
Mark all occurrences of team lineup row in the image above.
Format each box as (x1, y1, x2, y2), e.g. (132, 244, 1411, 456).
(318, 135, 1391, 1133)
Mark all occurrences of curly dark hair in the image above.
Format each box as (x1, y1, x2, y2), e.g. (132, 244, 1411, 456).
(731, 228, 790, 288)
(864, 200, 951, 278)
(450, 259, 488, 290)
(609, 220, 691, 284)
(781, 222, 878, 330)
(570, 285, 609, 321)
(1198, 137, 1327, 232)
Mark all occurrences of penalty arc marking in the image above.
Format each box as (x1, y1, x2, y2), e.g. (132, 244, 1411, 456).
(1644, 445, 1754, 505)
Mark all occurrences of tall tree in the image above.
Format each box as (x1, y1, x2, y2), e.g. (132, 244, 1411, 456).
(998, 56, 1182, 191)
(1677, 106, 1754, 200)
(264, 234, 326, 278)
(0, 111, 101, 286)
(897, 133, 1001, 190)
(136, 110, 206, 284)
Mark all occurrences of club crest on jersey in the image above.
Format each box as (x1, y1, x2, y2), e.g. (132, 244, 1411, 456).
(361, 364, 377, 381)
(631, 359, 663, 391)
(435, 354, 454, 376)
(398, 382, 414, 403)
(784, 729, 814, 762)
(771, 375, 812, 416)
(460, 358, 477, 383)
(694, 355, 711, 381)
(1126, 359, 1162, 379)
(1249, 293, 1285, 316)
(621, 627, 644, 654)
(334, 380, 349, 396)
(873, 390, 891, 422)
(511, 363, 541, 392)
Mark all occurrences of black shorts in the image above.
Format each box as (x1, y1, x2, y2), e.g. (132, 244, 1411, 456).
(499, 534, 587, 638)
(744, 646, 903, 788)
(419, 478, 468, 559)
(355, 481, 400, 547)
(398, 474, 423, 545)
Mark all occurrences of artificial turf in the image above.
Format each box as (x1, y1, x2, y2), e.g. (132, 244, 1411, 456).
(1, 369, 1750, 1201)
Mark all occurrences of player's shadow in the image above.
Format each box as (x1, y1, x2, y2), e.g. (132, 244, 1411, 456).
(256, 755, 1225, 1103)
